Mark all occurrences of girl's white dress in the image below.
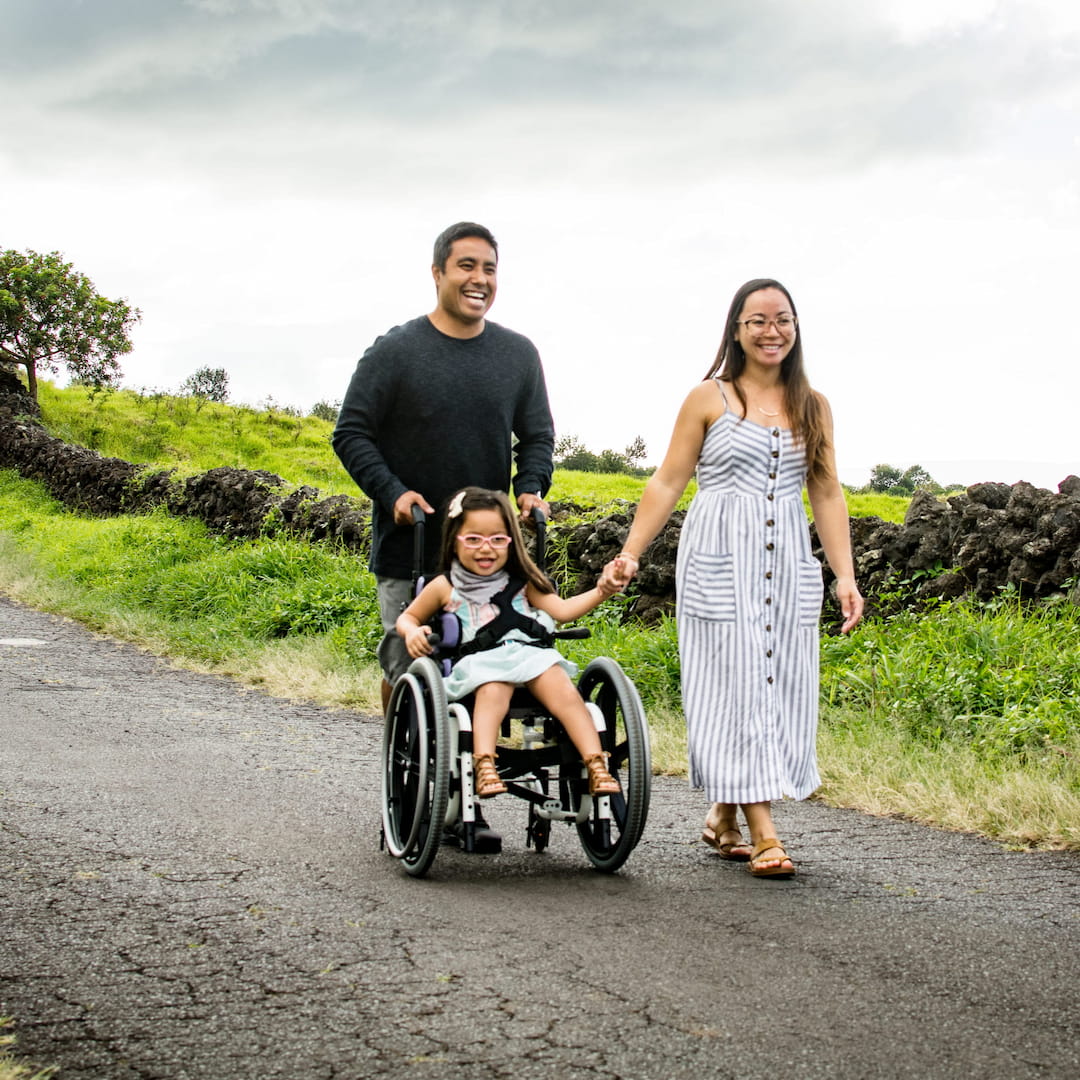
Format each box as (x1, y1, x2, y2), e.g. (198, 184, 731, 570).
(442, 584, 577, 701)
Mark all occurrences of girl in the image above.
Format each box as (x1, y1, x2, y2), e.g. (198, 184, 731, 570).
(396, 486, 621, 799)
(603, 279, 863, 877)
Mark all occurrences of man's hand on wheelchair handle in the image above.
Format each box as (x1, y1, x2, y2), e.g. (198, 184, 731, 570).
(393, 490, 435, 526)
(516, 492, 549, 522)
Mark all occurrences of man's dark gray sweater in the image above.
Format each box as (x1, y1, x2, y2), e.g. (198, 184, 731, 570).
(332, 316, 555, 579)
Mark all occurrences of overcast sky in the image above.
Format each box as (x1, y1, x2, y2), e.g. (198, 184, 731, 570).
(4, 0, 1079, 490)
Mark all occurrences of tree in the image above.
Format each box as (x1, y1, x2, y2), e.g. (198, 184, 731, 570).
(180, 366, 230, 404)
(0, 249, 141, 402)
(867, 462, 940, 496)
(310, 400, 341, 423)
(868, 463, 903, 492)
(624, 435, 648, 469)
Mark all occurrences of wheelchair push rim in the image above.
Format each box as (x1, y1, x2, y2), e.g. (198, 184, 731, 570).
(574, 656, 651, 873)
(381, 658, 452, 877)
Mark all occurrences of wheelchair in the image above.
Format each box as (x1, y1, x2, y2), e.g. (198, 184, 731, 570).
(380, 506, 651, 877)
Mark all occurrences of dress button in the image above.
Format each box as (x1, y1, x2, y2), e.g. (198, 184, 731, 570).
(765, 597, 772, 605)
(766, 624, 772, 632)
(766, 519, 774, 527)
(765, 571, 773, 579)
(767, 493, 775, 501)
(767, 676, 774, 684)
(772, 428, 780, 437)
(766, 543, 774, 551)
(766, 649, 773, 658)
(769, 471, 776, 479)
(771, 450, 779, 458)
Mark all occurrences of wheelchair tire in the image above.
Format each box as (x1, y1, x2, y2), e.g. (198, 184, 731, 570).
(574, 656, 651, 872)
(381, 658, 452, 878)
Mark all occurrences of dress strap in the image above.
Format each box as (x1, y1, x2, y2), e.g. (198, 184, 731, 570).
(712, 377, 730, 409)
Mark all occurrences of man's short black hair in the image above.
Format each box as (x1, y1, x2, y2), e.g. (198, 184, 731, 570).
(433, 222, 498, 271)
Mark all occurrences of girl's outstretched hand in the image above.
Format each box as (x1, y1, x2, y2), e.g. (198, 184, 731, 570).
(600, 553, 638, 595)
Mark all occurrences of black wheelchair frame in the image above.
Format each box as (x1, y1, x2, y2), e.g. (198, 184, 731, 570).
(379, 505, 651, 877)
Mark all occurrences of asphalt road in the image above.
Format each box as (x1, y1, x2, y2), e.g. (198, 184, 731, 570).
(2, 594, 1079, 1080)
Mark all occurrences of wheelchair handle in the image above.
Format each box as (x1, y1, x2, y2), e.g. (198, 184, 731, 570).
(410, 503, 427, 588)
(554, 626, 591, 641)
(531, 504, 547, 571)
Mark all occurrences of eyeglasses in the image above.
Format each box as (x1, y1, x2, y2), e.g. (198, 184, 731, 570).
(457, 533, 513, 549)
(739, 315, 797, 334)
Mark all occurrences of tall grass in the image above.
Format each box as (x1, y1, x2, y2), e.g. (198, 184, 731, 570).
(35, 382, 353, 494)
(34, 382, 909, 519)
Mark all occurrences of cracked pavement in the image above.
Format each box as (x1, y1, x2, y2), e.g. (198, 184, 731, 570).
(1, 595, 1079, 1079)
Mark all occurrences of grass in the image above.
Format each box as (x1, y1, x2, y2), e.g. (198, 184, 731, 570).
(35, 382, 354, 494)
(34, 381, 910, 520)
(5, 384, 1076, 848)
(0, 1018, 53, 1080)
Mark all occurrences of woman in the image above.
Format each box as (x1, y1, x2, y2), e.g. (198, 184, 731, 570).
(603, 279, 863, 877)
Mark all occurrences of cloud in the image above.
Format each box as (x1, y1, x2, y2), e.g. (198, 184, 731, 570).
(6, 0, 1078, 197)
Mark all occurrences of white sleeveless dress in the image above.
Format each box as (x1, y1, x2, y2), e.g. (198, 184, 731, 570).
(676, 387, 824, 803)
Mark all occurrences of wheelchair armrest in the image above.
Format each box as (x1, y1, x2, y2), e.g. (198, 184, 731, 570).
(553, 627, 591, 641)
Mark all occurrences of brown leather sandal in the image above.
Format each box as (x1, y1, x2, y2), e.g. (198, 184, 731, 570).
(473, 753, 507, 798)
(701, 825, 753, 861)
(584, 753, 620, 795)
(749, 838, 795, 878)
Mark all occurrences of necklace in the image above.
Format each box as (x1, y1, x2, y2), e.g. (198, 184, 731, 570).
(756, 404, 781, 417)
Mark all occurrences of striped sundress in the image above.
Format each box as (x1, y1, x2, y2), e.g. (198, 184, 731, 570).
(676, 389, 824, 804)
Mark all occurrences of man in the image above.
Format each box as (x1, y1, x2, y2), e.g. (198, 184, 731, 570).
(332, 221, 555, 853)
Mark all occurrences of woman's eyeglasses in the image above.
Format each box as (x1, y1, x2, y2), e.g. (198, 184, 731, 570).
(457, 533, 513, 549)
(739, 315, 797, 334)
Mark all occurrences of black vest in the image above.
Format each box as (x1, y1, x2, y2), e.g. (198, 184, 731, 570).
(454, 578, 554, 659)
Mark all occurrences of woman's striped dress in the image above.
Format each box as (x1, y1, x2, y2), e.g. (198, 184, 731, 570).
(676, 392, 824, 804)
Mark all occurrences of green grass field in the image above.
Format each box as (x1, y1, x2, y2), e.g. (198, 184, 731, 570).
(4, 384, 1076, 848)
(34, 381, 911, 521)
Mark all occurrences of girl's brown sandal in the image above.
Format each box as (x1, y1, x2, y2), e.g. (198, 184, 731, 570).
(473, 753, 507, 798)
(584, 753, 620, 795)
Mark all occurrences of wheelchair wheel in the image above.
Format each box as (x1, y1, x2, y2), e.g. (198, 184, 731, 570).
(381, 658, 452, 878)
(574, 656, 651, 872)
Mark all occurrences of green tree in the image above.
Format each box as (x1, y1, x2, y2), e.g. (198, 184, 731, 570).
(900, 464, 937, 493)
(624, 435, 647, 469)
(868, 463, 904, 492)
(310, 400, 340, 423)
(0, 248, 141, 402)
(180, 366, 230, 406)
(867, 462, 939, 495)
(554, 434, 600, 472)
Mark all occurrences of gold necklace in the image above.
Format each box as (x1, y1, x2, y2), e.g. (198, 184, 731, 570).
(756, 404, 781, 417)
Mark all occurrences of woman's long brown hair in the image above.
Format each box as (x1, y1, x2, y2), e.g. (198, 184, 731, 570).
(704, 278, 832, 484)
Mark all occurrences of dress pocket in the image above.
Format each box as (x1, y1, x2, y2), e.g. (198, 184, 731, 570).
(798, 557, 824, 626)
(680, 551, 736, 622)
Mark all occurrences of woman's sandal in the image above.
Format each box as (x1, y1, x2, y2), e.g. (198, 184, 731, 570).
(749, 838, 796, 878)
(584, 753, 620, 796)
(473, 753, 507, 798)
(701, 824, 752, 861)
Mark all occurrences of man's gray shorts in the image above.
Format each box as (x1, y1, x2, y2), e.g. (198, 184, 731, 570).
(376, 576, 413, 683)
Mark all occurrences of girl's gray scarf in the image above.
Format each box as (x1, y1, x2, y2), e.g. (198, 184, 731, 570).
(449, 561, 511, 607)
